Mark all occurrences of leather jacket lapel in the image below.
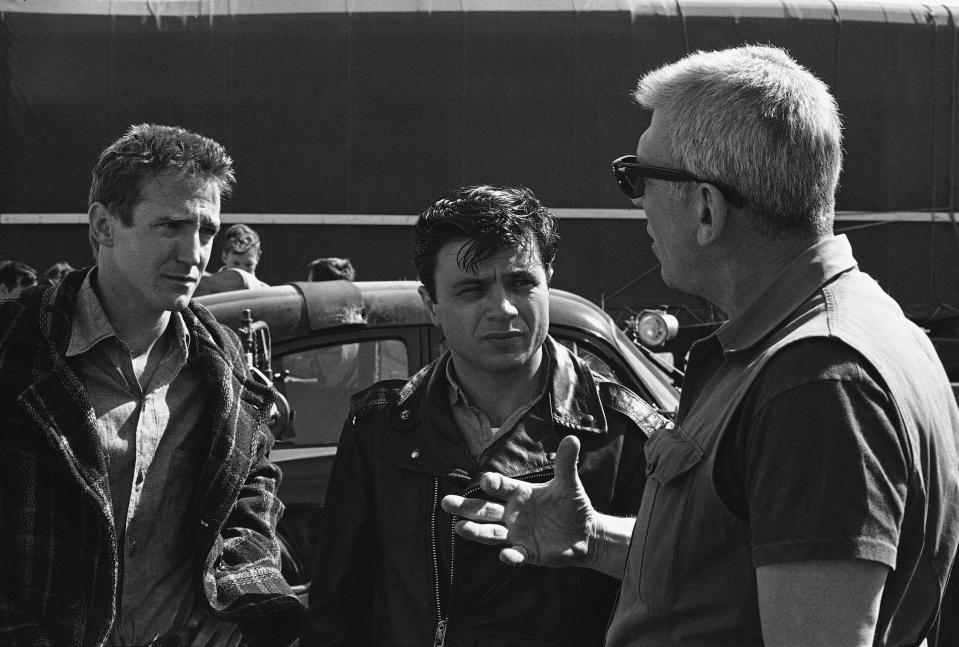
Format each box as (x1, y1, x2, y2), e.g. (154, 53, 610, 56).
(546, 337, 608, 434)
(392, 357, 477, 478)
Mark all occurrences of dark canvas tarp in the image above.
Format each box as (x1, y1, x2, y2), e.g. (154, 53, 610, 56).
(2, 0, 959, 314)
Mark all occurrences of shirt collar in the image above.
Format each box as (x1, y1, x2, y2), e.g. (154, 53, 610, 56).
(715, 234, 857, 354)
(67, 270, 117, 357)
(445, 349, 551, 410)
(66, 269, 191, 358)
(445, 358, 466, 407)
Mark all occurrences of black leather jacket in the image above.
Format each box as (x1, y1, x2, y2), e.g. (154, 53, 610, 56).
(302, 337, 668, 647)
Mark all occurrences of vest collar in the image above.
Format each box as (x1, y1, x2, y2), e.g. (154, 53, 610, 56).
(716, 234, 858, 355)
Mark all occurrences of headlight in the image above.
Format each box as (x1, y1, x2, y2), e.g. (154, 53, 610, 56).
(631, 309, 679, 348)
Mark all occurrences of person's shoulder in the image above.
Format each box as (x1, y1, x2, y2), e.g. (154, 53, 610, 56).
(0, 292, 25, 321)
(746, 336, 892, 422)
(185, 301, 244, 357)
(194, 268, 254, 296)
(0, 289, 50, 389)
(596, 380, 671, 438)
(348, 379, 408, 422)
(0, 286, 44, 336)
(762, 337, 882, 390)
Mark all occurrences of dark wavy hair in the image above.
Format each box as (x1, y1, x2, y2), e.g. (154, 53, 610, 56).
(414, 185, 559, 301)
(308, 257, 356, 282)
(0, 260, 37, 291)
(88, 124, 235, 253)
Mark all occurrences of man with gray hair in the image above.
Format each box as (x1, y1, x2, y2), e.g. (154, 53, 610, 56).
(443, 46, 959, 646)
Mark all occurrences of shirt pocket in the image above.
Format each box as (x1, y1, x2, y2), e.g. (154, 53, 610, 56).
(633, 426, 703, 611)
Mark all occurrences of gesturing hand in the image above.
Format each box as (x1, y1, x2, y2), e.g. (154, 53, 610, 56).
(440, 435, 596, 568)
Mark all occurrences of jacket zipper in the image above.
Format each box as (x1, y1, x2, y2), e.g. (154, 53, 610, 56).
(431, 478, 451, 647)
(430, 464, 557, 646)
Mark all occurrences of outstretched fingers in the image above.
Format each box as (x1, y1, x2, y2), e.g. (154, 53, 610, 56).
(478, 471, 532, 501)
(500, 545, 529, 566)
(440, 441, 585, 567)
(441, 494, 505, 522)
(453, 519, 509, 545)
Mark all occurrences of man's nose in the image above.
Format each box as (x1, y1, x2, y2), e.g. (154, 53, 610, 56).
(486, 284, 519, 318)
(178, 230, 204, 265)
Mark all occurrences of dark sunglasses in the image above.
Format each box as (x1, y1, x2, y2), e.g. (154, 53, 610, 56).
(611, 155, 745, 209)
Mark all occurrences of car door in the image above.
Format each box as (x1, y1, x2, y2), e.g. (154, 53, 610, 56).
(267, 326, 423, 599)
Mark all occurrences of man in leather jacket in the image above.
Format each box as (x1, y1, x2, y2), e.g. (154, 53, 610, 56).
(301, 185, 668, 647)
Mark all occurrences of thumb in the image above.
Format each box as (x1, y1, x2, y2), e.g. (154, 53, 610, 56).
(553, 435, 582, 488)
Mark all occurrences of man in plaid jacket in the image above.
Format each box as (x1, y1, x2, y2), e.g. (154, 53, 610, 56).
(0, 124, 301, 646)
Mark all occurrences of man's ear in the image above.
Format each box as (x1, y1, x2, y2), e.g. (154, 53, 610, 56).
(88, 202, 117, 248)
(545, 264, 554, 284)
(418, 285, 441, 326)
(695, 183, 729, 248)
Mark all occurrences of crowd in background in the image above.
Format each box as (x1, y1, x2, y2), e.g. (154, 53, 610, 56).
(1, 224, 357, 303)
(0, 259, 75, 300)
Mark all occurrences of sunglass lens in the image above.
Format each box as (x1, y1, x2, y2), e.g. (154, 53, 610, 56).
(615, 166, 644, 199)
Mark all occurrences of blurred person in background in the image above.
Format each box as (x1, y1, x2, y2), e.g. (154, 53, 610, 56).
(0, 260, 38, 300)
(42, 260, 76, 287)
(0, 123, 300, 646)
(195, 223, 269, 296)
(307, 257, 356, 282)
(220, 223, 265, 278)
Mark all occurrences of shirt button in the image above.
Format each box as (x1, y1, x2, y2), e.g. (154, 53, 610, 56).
(411, 449, 420, 459)
(400, 410, 412, 421)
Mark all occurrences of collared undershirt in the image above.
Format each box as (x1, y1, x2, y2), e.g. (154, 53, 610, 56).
(446, 355, 550, 465)
(66, 272, 215, 645)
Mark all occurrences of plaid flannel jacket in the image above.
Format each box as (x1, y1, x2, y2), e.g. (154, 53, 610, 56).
(0, 269, 302, 647)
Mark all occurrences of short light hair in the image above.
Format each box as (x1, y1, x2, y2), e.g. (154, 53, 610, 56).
(222, 223, 262, 257)
(633, 45, 842, 238)
(88, 124, 235, 254)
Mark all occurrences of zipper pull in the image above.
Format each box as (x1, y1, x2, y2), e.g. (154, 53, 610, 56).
(433, 618, 448, 647)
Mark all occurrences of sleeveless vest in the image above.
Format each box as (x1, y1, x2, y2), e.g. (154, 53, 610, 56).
(606, 237, 959, 646)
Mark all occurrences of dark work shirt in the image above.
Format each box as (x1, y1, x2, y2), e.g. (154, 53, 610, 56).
(715, 337, 908, 568)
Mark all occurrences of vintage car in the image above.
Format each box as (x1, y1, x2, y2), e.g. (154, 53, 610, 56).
(197, 280, 681, 604)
